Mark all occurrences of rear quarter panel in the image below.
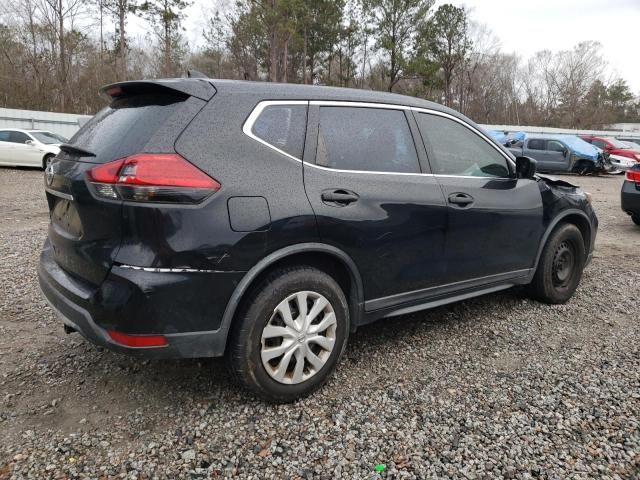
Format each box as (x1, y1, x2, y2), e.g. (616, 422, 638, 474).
(174, 92, 318, 272)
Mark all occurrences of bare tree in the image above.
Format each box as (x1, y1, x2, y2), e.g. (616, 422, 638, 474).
(454, 20, 499, 116)
(36, 0, 86, 110)
(102, 0, 140, 80)
(0, 0, 637, 128)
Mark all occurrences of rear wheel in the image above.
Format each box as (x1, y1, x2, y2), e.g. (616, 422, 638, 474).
(225, 266, 349, 403)
(528, 223, 585, 304)
(632, 214, 640, 226)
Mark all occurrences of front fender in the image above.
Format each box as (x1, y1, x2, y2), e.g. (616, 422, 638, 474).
(530, 208, 596, 279)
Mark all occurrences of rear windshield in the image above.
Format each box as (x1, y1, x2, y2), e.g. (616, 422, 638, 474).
(68, 94, 186, 163)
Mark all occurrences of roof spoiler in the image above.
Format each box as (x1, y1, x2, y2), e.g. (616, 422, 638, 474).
(100, 79, 216, 102)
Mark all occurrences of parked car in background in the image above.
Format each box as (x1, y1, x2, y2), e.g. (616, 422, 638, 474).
(38, 78, 598, 402)
(0, 129, 67, 169)
(580, 135, 640, 162)
(621, 164, 640, 226)
(619, 140, 640, 149)
(508, 134, 606, 174)
(607, 152, 636, 172)
(616, 136, 640, 147)
(487, 130, 526, 146)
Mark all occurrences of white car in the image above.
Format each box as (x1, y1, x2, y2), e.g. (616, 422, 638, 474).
(0, 129, 67, 169)
(609, 153, 636, 172)
(592, 144, 635, 174)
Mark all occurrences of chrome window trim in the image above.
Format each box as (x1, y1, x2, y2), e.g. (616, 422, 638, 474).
(410, 107, 516, 168)
(242, 99, 515, 178)
(118, 264, 220, 273)
(242, 100, 309, 164)
(309, 100, 410, 110)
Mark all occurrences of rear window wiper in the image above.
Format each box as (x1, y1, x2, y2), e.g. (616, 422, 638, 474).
(59, 144, 96, 157)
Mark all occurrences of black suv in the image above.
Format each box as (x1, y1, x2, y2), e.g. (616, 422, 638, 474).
(621, 163, 640, 225)
(38, 79, 598, 402)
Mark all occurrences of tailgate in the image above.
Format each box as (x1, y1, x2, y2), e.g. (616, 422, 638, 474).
(43, 81, 213, 285)
(45, 158, 122, 285)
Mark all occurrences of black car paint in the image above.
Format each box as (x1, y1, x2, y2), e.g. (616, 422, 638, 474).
(621, 164, 640, 218)
(45, 159, 122, 285)
(38, 78, 598, 358)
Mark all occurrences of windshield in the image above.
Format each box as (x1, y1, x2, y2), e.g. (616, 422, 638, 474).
(30, 131, 68, 144)
(605, 137, 631, 149)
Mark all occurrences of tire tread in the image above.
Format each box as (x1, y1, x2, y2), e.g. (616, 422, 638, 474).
(225, 265, 348, 402)
(529, 223, 585, 304)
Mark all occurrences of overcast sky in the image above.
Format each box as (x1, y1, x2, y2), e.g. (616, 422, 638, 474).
(438, 0, 639, 93)
(129, 0, 639, 94)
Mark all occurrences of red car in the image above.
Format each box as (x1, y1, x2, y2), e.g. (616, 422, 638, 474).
(580, 136, 640, 162)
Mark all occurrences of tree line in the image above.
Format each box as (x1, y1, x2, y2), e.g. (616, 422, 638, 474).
(1, 0, 638, 129)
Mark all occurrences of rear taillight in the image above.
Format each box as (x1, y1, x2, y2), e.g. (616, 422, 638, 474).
(626, 169, 640, 184)
(87, 153, 220, 204)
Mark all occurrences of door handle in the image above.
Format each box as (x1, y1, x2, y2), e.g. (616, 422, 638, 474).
(321, 189, 359, 206)
(448, 193, 474, 207)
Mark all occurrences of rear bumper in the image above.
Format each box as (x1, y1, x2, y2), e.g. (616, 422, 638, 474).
(38, 241, 244, 358)
(621, 180, 640, 215)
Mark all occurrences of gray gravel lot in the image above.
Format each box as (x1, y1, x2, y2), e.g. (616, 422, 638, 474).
(0, 167, 638, 479)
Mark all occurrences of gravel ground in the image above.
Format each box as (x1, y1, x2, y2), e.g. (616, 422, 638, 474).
(0, 167, 638, 480)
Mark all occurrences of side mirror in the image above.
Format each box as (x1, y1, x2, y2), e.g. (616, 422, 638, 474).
(25, 140, 34, 146)
(563, 148, 568, 158)
(516, 156, 537, 179)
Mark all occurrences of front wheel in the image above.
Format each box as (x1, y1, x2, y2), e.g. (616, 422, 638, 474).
(572, 160, 590, 175)
(225, 266, 350, 403)
(42, 154, 54, 170)
(528, 223, 586, 304)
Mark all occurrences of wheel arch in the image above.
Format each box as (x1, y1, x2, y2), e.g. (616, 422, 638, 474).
(42, 152, 55, 169)
(532, 209, 593, 275)
(219, 243, 365, 347)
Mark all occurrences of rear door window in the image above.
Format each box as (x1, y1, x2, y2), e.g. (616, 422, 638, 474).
(251, 104, 307, 159)
(316, 107, 420, 173)
(547, 140, 565, 152)
(416, 113, 510, 178)
(0, 131, 10, 142)
(527, 139, 545, 150)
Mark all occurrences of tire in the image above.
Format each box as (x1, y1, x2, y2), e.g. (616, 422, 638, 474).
(632, 214, 640, 226)
(528, 223, 586, 304)
(42, 154, 54, 170)
(574, 160, 590, 176)
(225, 266, 350, 403)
